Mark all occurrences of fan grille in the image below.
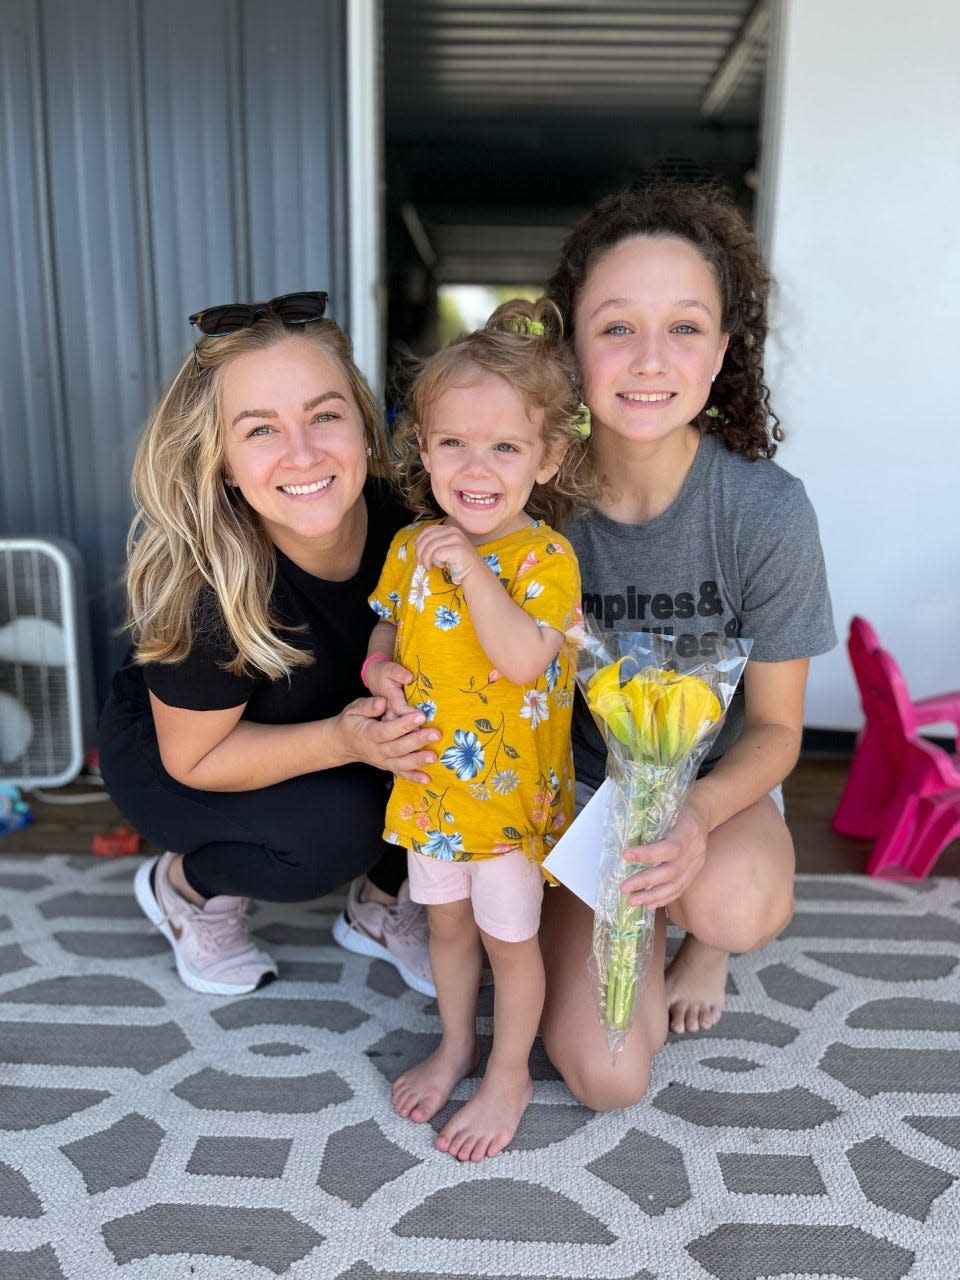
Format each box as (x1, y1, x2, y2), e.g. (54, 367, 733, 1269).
(1, 541, 84, 787)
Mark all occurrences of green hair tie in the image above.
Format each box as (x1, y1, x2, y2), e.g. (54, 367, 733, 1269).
(573, 402, 592, 438)
(511, 317, 545, 337)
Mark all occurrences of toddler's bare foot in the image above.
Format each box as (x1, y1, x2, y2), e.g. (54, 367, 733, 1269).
(392, 1042, 480, 1124)
(435, 1069, 533, 1162)
(665, 934, 728, 1033)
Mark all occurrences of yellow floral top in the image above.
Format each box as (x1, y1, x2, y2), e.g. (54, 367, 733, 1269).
(369, 520, 582, 866)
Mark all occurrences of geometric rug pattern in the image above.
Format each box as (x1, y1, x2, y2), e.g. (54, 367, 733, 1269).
(0, 854, 958, 1279)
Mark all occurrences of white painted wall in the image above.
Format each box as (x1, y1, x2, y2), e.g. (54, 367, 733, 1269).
(759, 0, 960, 731)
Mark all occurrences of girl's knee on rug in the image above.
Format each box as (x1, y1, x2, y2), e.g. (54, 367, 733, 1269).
(542, 1007, 665, 1112)
(673, 886, 794, 955)
(561, 1051, 655, 1113)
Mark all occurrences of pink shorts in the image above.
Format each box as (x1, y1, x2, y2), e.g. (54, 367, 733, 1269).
(406, 848, 545, 942)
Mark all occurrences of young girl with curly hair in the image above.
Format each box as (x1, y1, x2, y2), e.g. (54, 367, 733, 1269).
(540, 182, 835, 1109)
(364, 297, 593, 1159)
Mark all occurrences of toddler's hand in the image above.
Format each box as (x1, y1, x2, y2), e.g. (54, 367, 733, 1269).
(415, 523, 485, 584)
(364, 658, 414, 721)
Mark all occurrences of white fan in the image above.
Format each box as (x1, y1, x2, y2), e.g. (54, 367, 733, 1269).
(0, 539, 91, 788)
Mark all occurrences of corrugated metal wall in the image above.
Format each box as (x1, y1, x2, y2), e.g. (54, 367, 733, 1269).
(0, 0, 350, 710)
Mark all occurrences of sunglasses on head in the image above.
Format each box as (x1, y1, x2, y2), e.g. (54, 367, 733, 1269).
(188, 290, 328, 337)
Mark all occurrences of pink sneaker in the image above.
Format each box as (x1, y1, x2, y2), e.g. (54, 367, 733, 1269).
(332, 878, 436, 997)
(134, 852, 278, 996)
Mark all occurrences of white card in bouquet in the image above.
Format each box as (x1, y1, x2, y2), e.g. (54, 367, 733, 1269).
(542, 778, 612, 911)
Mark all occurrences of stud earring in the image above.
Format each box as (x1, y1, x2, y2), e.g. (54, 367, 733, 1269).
(366, 446, 372, 457)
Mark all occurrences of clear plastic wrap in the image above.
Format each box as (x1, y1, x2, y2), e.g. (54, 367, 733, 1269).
(576, 625, 751, 1058)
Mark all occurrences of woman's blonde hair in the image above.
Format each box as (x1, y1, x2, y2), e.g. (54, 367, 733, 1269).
(391, 297, 598, 529)
(126, 314, 388, 680)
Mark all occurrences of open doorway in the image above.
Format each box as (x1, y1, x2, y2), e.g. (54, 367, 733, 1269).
(381, 0, 771, 390)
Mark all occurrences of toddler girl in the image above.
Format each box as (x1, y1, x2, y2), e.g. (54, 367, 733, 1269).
(364, 298, 591, 1160)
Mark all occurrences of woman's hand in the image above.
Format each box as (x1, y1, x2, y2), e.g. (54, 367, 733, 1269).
(336, 695, 440, 784)
(619, 798, 710, 910)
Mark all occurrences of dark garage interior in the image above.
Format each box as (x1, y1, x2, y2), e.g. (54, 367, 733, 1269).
(382, 0, 771, 371)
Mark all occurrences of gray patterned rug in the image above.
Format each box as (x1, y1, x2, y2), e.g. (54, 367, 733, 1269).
(0, 854, 957, 1280)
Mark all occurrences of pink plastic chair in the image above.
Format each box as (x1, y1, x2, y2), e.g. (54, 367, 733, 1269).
(906, 787, 960, 879)
(831, 618, 960, 877)
(832, 617, 960, 840)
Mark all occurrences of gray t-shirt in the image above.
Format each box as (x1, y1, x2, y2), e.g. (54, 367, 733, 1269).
(566, 431, 836, 790)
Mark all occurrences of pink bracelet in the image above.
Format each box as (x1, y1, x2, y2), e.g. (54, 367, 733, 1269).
(360, 651, 390, 689)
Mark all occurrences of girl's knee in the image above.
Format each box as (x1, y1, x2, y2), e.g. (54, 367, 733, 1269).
(541, 1018, 663, 1112)
(730, 882, 795, 952)
(748, 885, 794, 950)
(680, 879, 794, 953)
(556, 1049, 654, 1112)
(426, 898, 476, 942)
(482, 931, 540, 970)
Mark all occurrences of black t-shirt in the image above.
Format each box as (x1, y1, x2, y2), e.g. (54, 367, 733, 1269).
(110, 479, 409, 726)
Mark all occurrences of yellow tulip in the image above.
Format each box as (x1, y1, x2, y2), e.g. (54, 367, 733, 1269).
(652, 673, 722, 764)
(586, 659, 637, 750)
(619, 672, 665, 750)
(586, 657, 628, 701)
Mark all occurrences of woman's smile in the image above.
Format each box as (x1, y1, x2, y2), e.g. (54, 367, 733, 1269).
(279, 476, 334, 496)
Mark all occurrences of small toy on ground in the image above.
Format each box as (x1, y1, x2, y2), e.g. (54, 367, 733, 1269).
(0, 784, 34, 837)
(91, 824, 143, 857)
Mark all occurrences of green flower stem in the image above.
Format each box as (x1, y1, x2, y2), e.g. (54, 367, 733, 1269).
(605, 883, 645, 1027)
(602, 764, 676, 1033)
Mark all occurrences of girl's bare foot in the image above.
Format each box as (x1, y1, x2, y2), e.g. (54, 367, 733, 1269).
(435, 1068, 533, 1162)
(392, 1042, 480, 1124)
(665, 934, 728, 1033)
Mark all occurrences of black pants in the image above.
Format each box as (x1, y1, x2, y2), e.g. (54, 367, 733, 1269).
(99, 692, 405, 902)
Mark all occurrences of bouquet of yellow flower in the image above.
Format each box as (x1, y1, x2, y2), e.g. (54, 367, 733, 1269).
(577, 625, 750, 1058)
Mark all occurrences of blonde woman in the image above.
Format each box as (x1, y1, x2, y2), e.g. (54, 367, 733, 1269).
(99, 294, 440, 997)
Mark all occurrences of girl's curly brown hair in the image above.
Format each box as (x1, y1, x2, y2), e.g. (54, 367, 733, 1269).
(547, 181, 782, 460)
(391, 296, 600, 529)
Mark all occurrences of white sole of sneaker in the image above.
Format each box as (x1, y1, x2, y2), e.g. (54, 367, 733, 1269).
(332, 911, 437, 998)
(133, 856, 271, 997)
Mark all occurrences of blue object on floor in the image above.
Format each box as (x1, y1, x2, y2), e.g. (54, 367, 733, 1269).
(0, 783, 34, 836)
